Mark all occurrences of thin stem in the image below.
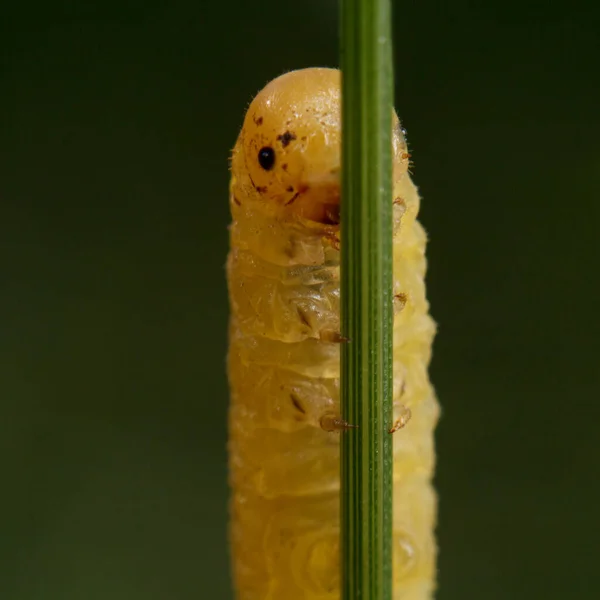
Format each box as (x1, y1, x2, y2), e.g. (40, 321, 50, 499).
(339, 0, 394, 599)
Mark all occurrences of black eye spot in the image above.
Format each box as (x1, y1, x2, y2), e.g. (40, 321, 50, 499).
(258, 146, 275, 171)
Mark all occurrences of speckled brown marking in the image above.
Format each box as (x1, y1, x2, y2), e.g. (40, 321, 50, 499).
(289, 391, 306, 415)
(233, 195, 242, 206)
(286, 186, 294, 193)
(255, 185, 268, 194)
(277, 131, 297, 147)
(394, 197, 405, 206)
(282, 163, 288, 171)
(253, 115, 263, 126)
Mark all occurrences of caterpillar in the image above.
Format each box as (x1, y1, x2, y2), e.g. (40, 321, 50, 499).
(227, 68, 438, 600)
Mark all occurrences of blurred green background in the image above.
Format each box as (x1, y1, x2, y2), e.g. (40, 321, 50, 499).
(1, 1, 599, 598)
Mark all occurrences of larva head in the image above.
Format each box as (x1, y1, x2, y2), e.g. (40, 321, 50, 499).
(232, 67, 410, 226)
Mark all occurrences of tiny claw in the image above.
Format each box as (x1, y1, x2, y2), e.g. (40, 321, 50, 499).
(389, 406, 412, 433)
(320, 412, 358, 432)
(324, 233, 340, 251)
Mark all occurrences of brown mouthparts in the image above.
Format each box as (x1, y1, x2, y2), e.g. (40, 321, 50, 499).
(323, 204, 340, 225)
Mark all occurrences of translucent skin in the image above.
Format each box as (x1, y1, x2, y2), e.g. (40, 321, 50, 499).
(227, 68, 438, 600)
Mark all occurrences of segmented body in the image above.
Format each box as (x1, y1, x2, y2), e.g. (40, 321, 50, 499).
(227, 68, 438, 600)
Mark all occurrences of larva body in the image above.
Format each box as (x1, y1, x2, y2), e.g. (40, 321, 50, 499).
(227, 68, 438, 600)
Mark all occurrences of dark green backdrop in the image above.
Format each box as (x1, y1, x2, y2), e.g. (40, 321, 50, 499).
(2, 2, 599, 598)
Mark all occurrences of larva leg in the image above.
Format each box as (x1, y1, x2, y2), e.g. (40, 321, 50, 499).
(394, 292, 408, 313)
(285, 382, 357, 433)
(295, 303, 348, 344)
(319, 330, 350, 343)
(323, 232, 340, 251)
(389, 405, 412, 434)
(320, 412, 358, 432)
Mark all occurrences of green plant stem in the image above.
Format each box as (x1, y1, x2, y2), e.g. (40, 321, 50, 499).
(339, 0, 394, 599)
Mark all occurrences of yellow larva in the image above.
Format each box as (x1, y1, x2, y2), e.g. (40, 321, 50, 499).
(227, 68, 438, 600)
